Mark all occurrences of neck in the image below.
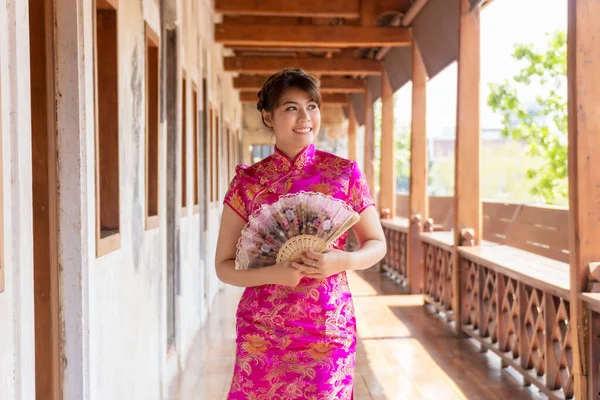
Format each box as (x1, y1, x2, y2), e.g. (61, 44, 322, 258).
(276, 143, 309, 161)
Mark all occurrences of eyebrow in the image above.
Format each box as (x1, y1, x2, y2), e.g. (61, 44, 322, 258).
(281, 100, 316, 105)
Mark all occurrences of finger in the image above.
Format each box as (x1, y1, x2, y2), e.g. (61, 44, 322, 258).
(306, 249, 324, 261)
(300, 254, 319, 267)
(291, 262, 320, 275)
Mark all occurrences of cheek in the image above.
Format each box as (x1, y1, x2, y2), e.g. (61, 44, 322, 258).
(312, 111, 321, 127)
(272, 113, 295, 132)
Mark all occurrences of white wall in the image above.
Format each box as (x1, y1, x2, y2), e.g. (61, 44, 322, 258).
(0, 0, 36, 399)
(0, 0, 242, 398)
(86, 0, 242, 397)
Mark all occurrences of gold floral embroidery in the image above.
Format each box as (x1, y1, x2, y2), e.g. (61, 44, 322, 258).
(314, 156, 352, 176)
(307, 342, 334, 360)
(227, 190, 247, 218)
(242, 334, 269, 355)
(308, 181, 337, 196)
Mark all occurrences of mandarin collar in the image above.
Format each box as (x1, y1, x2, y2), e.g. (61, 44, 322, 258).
(273, 144, 315, 171)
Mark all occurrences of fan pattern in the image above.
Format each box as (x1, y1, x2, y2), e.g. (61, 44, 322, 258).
(235, 191, 359, 269)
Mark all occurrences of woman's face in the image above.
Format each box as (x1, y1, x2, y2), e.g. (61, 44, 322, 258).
(262, 87, 321, 152)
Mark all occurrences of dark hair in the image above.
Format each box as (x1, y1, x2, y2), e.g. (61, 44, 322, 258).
(256, 69, 322, 128)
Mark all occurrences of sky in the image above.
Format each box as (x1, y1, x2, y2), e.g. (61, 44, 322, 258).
(392, 0, 568, 136)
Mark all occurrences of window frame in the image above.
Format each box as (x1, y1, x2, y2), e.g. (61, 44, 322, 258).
(94, 0, 121, 257)
(144, 21, 160, 231)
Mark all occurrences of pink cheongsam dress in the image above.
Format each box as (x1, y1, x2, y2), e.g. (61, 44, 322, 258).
(223, 144, 375, 400)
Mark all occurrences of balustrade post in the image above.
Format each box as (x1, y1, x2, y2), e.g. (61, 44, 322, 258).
(567, 1, 600, 398)
(544, 293, 559, 390)
(452, 0, 481, 336)
(408, 213, 423, 293)
(496, 274, 508, 368)
(476, 263, 486, 353)
(588, 262, 600, 292)
(423, 218, 433, 233)
(459, 228, 475, 338)
(518, 282, 532, 387)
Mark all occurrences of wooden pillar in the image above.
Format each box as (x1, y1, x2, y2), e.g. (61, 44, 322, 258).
(452, 0, 481, 334)
(407, 37, 428, 295)
(380, 66, 396, 217)
(567, 1, 600, 398)
(347, 100, 358, 161)
(363, 81, 376, 200)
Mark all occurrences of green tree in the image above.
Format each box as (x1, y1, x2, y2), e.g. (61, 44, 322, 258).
(487, 30, 567, 204)
(374, 99, 411, 194)
(394, 124, 411, 193)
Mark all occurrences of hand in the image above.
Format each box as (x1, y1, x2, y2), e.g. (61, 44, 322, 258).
(292, 248, 349, 280)
(268, 260, 312, 287)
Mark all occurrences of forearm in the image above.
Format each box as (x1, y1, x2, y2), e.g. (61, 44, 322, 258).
(216, 259, 275, 288)
(346, 239, 386, 271)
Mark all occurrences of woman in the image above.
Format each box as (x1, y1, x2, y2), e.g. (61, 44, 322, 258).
(215, 68, 387, 399)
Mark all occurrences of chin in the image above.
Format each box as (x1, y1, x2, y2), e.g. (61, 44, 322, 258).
(296, 136, 314, 146)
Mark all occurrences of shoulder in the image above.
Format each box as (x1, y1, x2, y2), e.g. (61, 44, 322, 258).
(232, 164, 250, 181)
(314, 150, 355, 171)
(244, 154, 278, 175)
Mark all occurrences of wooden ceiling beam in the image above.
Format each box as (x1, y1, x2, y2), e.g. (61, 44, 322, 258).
(215, 0, 412, 19)
(215, 0, 360, 19)
(234, 76, 364, 93)
(222, 15, 301, 25)
(240, 92, 348, 104)
(224, 57, 382, 76)
(215, 24, 411, 48)
(227, 46, 343, 53)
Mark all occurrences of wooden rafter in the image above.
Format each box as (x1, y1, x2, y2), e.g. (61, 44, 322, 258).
(240, 92, 348, 104)
(215, 0, 360, 18)
(215, 0, 411, 19)
(215, 24, 411, 48)
(224, 57, 382, 76)
(234, 75, 364, 93)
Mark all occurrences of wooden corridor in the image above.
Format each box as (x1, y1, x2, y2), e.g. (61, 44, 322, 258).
(170, 268, 539, 400)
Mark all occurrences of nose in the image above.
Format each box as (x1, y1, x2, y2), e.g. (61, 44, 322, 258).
(298, 107, 311, 123)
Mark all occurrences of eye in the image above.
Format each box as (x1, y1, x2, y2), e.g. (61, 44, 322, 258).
(308, 104, 317, 110)
(286, 106, 297, 111)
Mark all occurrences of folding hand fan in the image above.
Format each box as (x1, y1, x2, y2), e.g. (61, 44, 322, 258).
(235, 192, 360, 269)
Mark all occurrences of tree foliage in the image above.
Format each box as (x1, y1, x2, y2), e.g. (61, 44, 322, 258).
(487, 30, 567, 204)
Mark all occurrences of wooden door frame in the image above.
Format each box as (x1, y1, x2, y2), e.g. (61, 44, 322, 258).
(29, 0, 61, 397)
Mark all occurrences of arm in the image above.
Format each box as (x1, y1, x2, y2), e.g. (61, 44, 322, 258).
(215, 206, 314, 287)
(345, 205, 387, 270)
(214, 206, 274, 287)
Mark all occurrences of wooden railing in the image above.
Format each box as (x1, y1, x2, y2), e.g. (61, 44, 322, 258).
(381, 198, 588, 399)
(459, 245, 573, 399)
(381, 196, 453, 284)
(422, 231, 454, 318)
(380, 218, 409, 284)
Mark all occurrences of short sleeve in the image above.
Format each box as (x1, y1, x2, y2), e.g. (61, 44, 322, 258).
(223, 165, 250, 222)
(347, 161, 375, 214)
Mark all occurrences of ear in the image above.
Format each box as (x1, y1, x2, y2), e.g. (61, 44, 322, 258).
(262, 110, 273, 128)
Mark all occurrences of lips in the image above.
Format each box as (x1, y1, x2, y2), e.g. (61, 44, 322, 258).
(293, 127, 313, 134)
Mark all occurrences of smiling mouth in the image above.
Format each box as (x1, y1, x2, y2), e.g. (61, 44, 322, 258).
(293, 127, 313, 134)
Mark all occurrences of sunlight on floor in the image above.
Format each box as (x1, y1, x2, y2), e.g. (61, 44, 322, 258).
(173, 269, 537, 400)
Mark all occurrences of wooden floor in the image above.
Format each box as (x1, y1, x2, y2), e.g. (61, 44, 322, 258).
(171, 269, 541, 400)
